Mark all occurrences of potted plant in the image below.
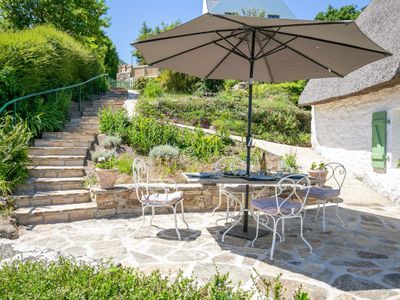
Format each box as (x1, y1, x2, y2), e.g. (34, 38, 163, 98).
(309, 162, 328, 186)
(92, 150, 118, 189)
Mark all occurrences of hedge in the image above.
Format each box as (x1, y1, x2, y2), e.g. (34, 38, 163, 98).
(0, 25, 103, 107)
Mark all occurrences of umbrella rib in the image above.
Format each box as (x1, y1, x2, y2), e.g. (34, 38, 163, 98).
(216, 32, 249, 59)
(256, 36, 274, 82)
(147, 30, 246, 66)
(213, 42, 249, 60)
(259, 30, 344, 77)
(132, 29, 242, 45)
(255, 37, 297, 60)
(254, 27, 281, 59)
(205, 30, 252, 79)
(260, 28, 391, 56)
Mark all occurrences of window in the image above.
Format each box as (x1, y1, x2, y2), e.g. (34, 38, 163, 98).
(268, 14, 280, 19)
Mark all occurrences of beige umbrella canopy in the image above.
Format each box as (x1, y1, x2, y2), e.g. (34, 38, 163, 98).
(133, 13, 390, 239)
(133, 13, 391, 83)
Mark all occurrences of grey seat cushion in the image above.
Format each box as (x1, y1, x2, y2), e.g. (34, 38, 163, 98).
(251, 197, 302, 215)
(298, 186, 340, 200)
(142, 191, 183, 205)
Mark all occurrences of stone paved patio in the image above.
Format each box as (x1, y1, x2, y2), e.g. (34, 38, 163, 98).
(1, 201, 400, 299)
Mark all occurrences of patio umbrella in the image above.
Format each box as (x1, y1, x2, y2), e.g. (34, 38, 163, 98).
(133, 13, 391, 239)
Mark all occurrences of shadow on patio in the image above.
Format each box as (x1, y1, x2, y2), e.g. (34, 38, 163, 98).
(205, 206, 400, 297)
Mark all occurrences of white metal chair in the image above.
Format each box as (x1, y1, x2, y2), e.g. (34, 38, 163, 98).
(212, 157, 259, 224)
(299, 162, 346, 232)
(251, 174, 312, 260)
(132, 158, 189, 240)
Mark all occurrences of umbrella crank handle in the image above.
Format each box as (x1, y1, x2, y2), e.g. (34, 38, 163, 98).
(247, 137, 253, 148)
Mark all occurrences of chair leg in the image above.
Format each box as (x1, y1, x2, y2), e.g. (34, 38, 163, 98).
(300, 215, 312, 254)
(336, 203, 346, 227)
(221, 208, 242, 243)
(212, 188, 222, 216)
(315, 203, 320, 221)
(134, 204, 147, 236)
(322, 202, 326, 232)
(172, 205, 181, 241)
(251, 210, 261, 247)
(150, 206, 155, 226)
(269, 219, 278, 260)
(180, 200, 189, 229)
(226, 194, 230, 223)
(281, 219, 285, 242)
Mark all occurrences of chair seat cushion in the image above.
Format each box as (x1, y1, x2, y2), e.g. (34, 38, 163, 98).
(142, 191, 183, 205)
(251, 197, 302, 215)
(298, 186, 340, 201)
(223, 185, 254, 193)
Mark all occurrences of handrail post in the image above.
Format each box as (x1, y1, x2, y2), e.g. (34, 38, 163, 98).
(90, 81, 93, 104)
(13, 102, 16, 125)
(79, 86, 82, 116)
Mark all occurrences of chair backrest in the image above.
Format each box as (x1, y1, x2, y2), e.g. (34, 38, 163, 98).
(132, 158, 150, 203)
(325, 162, 346, 192)
(274, 174, 311, 216)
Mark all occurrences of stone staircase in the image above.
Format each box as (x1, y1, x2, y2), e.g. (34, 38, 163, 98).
(13, 88, 127, 225)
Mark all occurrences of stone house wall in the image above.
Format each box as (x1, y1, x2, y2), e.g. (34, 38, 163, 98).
(311, 83, 400, 202)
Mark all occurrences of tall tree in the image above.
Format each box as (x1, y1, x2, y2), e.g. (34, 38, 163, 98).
(0, 0, 118, 76)
(315, 4, 364, 21)
(133, 21, 180, 65)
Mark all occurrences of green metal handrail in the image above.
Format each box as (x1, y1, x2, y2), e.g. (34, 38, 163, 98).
(0, 73, 109, 124)
(108, 77, 135, 90)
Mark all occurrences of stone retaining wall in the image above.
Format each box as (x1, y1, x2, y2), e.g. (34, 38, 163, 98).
(90, 183, 274, 218)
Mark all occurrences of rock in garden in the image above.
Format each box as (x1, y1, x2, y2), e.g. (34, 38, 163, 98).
(0, 217, 19, 240)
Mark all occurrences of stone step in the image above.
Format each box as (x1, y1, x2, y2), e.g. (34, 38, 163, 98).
(34, 139, 92, 148)
(14, 202, 97, 225)
(29, 147, 88, 156)
(42, 132, 95, 142)
(28, 166, 85, 178)
(27, 155, 86, 166)
(69, 118, 99, 125)
(13, 189, 90, 208)
(63, 124, 98, 131)
(16, 177, 85, 193)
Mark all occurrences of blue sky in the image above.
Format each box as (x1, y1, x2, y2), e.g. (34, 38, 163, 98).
(105, 0, 371, 64)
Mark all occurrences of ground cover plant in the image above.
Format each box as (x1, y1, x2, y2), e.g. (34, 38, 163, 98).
(0, 259, 309, 299)
(136, 81, 311, 147)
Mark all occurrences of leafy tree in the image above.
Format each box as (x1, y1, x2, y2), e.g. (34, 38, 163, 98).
(0, 0, 118, 77)
(315, 4, 364, 21)
(241, 8, 266, 18)
(133, 21, 181, 65)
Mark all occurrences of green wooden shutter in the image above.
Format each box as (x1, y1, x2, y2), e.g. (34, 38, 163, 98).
(371, 111, 387, 169)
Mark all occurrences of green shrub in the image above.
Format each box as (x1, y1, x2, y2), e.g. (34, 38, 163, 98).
(0, 259, 309, 299)
(149, 145, 180, 161)
(18, 91, 72, 137)
(92, 149, 116, 164)
(103, 136, 122, 149)
(159, 70, 200, 93)
(114, 154, 134, 175)
(0, 116, 32, 196)
(98, 108, 129, 140)
(0, 25, 103, 108)
(143, 80, 163, 98)
(133, 76, 151, 91)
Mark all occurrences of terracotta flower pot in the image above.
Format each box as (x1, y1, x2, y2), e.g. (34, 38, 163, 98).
(308, 169, 328, 187)
(95, 168, 118, 189)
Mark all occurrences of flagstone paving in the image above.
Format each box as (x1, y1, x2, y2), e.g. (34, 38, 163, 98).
(1, 202, 400, 299)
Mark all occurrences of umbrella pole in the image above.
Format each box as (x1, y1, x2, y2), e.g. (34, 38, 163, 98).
(243, 30, 256, 233)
